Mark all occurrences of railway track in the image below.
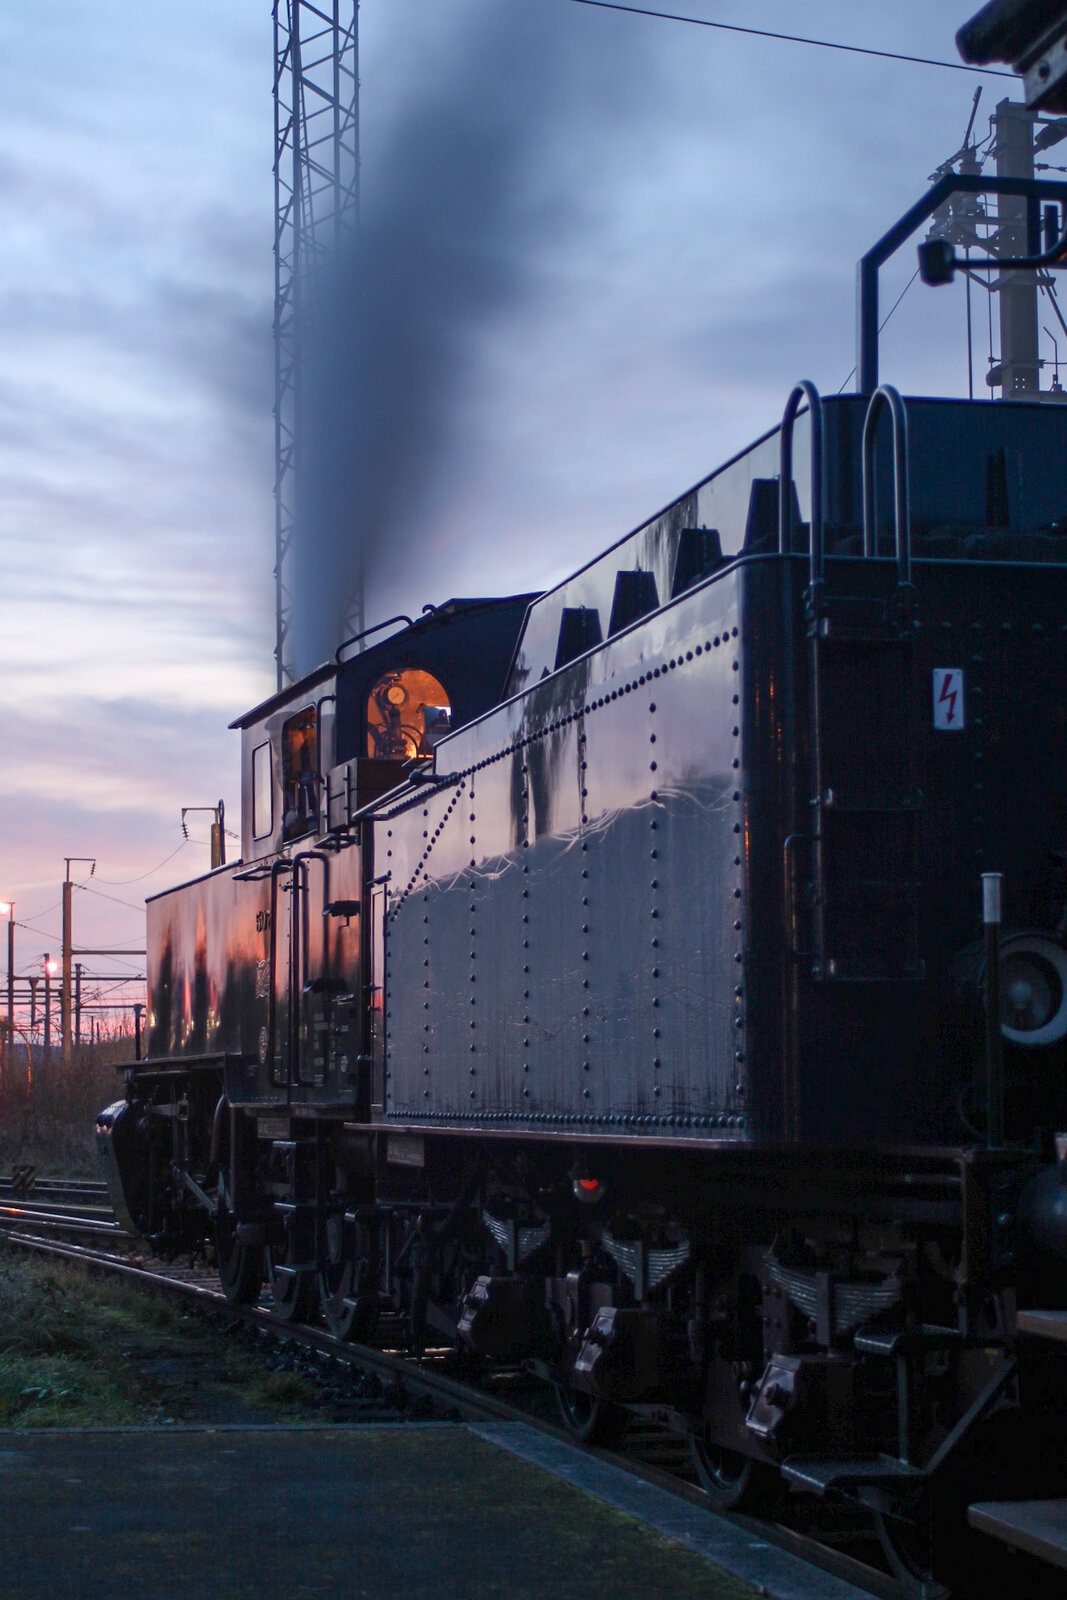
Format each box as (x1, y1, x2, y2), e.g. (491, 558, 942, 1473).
(0, 1175, 109, 1207)
(0, 1205, 903, 1600)
(0, 1175, 120, 1243)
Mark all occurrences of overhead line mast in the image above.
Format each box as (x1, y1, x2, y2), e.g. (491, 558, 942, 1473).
(273, 1, 360, 691)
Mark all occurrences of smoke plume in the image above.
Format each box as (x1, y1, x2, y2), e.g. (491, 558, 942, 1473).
(289, 0, 654, 675)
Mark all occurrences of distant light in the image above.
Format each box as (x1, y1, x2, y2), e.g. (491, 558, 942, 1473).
(0, 901, 12, 917)
(44, 958, 58, 977)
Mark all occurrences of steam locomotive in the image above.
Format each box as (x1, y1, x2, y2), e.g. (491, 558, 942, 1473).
(97, 10, 1067, 1572)
(97, 372, 1067, 1589)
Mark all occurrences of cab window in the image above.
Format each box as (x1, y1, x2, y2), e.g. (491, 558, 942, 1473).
(366, 669, 451, 760)
(252, 741, 273, 840)
(281, 708, 317, 839)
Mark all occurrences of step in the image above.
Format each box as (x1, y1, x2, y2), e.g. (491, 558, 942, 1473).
(1017, 1309, 1067, 1343)
(854, 1323, 964, 1358)
(968, 1500, 1067, 1570)
(781, 1454, 924, 1495)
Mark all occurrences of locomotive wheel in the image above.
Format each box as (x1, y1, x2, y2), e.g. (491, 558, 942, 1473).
(215, 1200, 263, 1306)
(553, 1383, 627, 1446)
(317, 1225, 378, 1343)
(872, 1476, 999, 1600)
(318, 1266, 377, 1341)
(690, 1437, 774, 1513)
(873, 1506, 950, 1600)
(265, 1245, 314, 1324)
(873, 1408, 1053, 1599)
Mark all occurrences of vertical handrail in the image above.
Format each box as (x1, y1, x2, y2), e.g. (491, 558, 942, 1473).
(290, 848, 331, 1087)
(268, 858, 293, 1093)
(780, 382, 825, 1030)
(289, 857, 302, 1090)
(779, 381, 825, 586)
(862, 385, 912, 586)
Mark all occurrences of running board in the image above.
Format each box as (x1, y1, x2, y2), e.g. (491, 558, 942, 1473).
(968, 1501, 1067, 1570)
(781, 1455, 924, 1495)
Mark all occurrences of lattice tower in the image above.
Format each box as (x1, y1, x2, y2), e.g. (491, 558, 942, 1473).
(273, 1, 360, 689)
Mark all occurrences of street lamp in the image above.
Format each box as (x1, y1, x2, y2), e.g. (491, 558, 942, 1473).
(43, 953, 57, 1063)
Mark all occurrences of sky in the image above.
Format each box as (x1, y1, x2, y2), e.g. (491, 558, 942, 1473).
(0, 0, 1019, 1027)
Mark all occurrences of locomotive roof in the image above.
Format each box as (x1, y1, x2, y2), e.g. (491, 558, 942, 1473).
(229, 597, 536, 732)
(504, 392, 1067, 691)
(229, 662, 336, 731)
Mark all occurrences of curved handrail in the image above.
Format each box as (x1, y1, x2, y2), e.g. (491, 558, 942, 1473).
(336, 614, 414, 664)
(779, 381, 825, 586)
(861, 385, 912, 586)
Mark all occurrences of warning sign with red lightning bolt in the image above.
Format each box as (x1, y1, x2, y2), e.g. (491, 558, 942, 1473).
(933, 668, 965, 731)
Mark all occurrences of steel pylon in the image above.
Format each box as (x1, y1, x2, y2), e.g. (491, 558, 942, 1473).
(273, 1, 360, 690)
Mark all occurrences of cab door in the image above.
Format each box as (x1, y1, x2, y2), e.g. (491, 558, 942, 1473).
(290, 846, 364, 1108)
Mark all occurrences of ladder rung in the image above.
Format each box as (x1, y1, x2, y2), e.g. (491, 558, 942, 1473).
(813, 800, 921, 815)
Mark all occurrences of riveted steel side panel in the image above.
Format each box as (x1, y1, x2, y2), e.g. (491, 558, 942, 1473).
(383, 778, 471, 1117)
(381, 563, 761, 1139)
(146, 841, 366, 1111)
(147, 867, 271, 1065)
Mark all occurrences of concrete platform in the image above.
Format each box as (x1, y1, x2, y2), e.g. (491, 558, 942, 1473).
(0, 1422, 865, 1600)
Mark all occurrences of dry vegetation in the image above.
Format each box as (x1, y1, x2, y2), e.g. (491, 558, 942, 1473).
(0, 1254, 322, 1429)
(0, 1032, 134, 1176)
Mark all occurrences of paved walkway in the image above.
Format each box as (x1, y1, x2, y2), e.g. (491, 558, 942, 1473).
(0, 1422, 866, 1600)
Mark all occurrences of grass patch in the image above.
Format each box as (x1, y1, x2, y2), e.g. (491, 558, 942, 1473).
(0, 1253, 319, 1429)
(246, 1369, 316, 1409)
(0, 1350, 134, 1427)
(0, 1256, 170, 1427)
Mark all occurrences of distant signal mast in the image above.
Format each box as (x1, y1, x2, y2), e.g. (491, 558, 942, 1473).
(273, 1, 360, 690)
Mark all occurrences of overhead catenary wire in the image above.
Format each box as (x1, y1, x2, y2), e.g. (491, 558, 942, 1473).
(76, 883, 151, 915)
(91, 839, 192, 886)
(14, 918, 63, 943)
(553, 0, 1013, 77)
(836, 267, 921, 393)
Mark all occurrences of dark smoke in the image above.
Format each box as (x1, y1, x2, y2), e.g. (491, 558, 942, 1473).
(290, 0, 655, 675)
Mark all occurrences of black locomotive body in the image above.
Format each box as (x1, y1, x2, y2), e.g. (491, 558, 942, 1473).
(100, 388, 1067, 1587)
(385, 395, 1067, 1150)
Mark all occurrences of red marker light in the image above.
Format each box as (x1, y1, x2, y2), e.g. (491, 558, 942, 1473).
(578, 1178, 600, 1192)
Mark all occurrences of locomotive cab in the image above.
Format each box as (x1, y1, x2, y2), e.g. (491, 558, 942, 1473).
(365, 667, 451, 761)
(324, 595, 537, 831)
(237, 665, 336, 863)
